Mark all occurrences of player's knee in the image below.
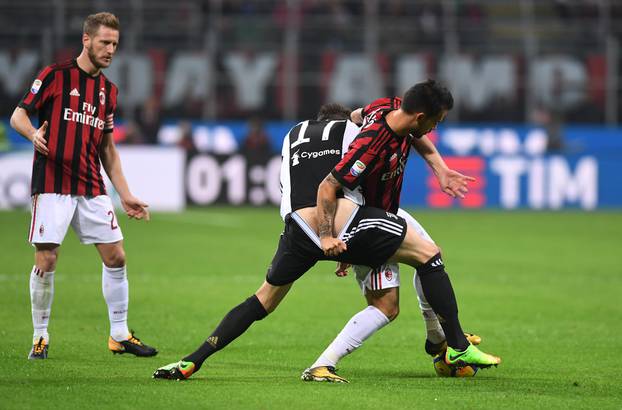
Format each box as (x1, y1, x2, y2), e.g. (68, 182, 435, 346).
(385, 305, 400, 321)
(102, 247, 126, 268)
(36, 250, 58, 272)
(419, 241, 440, 263)
(371, 299, 399, 321)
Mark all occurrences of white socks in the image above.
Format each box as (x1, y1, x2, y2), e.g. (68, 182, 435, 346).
(310, 306, 390, 369)
(102, 264, 130, 342)
(414, 273, 445, 343)
(30, 266, 54, 344)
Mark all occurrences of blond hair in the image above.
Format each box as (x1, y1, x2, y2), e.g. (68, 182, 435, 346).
(83, 12, 120, 36)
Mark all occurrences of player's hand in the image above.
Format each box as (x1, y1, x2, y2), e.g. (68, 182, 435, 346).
(335, 262, 351, 277)
(437, 168, 475, 199)
(320, 237, 347, 257)
(31, 121, 49, 156)
(121, 195, 150, 221)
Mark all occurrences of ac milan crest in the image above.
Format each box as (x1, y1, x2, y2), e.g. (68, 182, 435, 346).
(99, 89, 106, 105)
(39, 224, 45, 236)
(384, 269, 393, 281)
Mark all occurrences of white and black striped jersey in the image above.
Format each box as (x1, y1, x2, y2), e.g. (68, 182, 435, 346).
(280, 119, 361, 220)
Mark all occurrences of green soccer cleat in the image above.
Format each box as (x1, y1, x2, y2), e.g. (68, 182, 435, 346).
(108, 331, 158, 357)
(28, 337, 48, 360)
(425, 332, 482, 356)
(301, 366, 349, 383)
(445, 344, 501, 368)
(153, 361, 196, 380)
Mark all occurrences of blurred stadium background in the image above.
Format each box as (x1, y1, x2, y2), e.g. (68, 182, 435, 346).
(1, 2, 622, 408)
(1, 0, 621, 211)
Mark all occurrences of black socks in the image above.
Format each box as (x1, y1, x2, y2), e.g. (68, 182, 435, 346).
(416, 253, 469, 351)
(183, 295, 268, 370)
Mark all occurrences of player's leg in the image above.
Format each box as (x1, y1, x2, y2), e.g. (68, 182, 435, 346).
(302, 265, 398, 383)
(74, 195, 156, 356)
(28, 244, 58, 359)
(27, 194, 76, 359)
(395, 209, 448, 351)
(390, 227, 501, 367)
(153, 280, 291, 380)
(154, 219, 316, 380)
(94, 240, 156, 357)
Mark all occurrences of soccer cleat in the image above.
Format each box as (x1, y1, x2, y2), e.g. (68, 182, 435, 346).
(425, 332, 482, 356)
(301, 366, 349, 383)
(433, 353, 478, 377)
(108, 331, 158, 357)
(152, 361, 196, 380)
(28, 337, 48, 360)
(445, 344, 501, 368)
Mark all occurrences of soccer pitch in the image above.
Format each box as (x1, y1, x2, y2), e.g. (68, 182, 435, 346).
(0, 208, 621, 409)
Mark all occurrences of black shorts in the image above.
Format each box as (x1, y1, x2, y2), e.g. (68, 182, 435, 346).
(266, 207, 407, 286)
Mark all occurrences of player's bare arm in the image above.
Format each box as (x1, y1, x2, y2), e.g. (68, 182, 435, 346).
(350, 108, 364, 126)
(99, 133, 150, 220)
(10, 107, 49, 156)
(412, 136, 474, 199)
(316, 173, 347, 257)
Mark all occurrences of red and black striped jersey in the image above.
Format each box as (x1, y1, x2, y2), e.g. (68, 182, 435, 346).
(331, 97, 412, 214)
(19, 59, 118, 196)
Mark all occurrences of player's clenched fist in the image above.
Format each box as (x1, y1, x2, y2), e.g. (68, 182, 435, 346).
(320, 237, 347, 257)
(31, 121, 49, 156)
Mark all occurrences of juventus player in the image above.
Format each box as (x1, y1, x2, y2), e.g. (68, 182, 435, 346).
(10, 12, 157, 359)
(153, 104, 498, 381)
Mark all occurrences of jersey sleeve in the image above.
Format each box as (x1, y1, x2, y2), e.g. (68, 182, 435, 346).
(18, 66, 56, 114)
(331, 130, 380, 190)
(104, 85, 118, 134)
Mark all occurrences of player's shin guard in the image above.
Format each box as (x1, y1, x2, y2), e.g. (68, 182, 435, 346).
(102, 264, 130, 341)
(30, 266, 54, 343)
(416, 253, 469, 351)
(183, 295, 268, 371)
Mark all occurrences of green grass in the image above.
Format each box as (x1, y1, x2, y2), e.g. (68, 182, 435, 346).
(1, 208, 621, 409)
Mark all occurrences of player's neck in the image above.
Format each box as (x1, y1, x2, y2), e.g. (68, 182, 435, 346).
(385, 110, 411, 137)
(76, 52, 101, 77)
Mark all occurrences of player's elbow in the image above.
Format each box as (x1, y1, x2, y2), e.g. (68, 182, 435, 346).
(9, 107, 23, 130)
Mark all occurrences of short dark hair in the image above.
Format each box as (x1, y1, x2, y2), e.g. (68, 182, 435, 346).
(401, 79, 453, 117)
(83, 12, 120, 36)
(317, 103, 352, 121)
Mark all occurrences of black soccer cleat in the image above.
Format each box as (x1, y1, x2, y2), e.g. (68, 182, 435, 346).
(108, 331, 158, 357)
(28, 336, 49, 360)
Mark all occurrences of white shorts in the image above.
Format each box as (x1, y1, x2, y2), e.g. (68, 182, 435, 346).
(354, 208, 434, 294)
(28, 194, 123, 245)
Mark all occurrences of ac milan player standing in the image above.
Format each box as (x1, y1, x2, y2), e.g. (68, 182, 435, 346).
(10, 12, 157, 359)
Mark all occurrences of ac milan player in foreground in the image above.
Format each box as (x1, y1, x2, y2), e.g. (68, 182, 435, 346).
(153, 85, 500, 381)
(10, 12, 157, 359)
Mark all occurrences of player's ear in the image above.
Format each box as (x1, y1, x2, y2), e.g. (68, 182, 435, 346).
(414, 112, 426, 123)
(82, 32, 90, 47)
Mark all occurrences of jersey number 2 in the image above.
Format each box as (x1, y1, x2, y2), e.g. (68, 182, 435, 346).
(107, 210, 118, 230)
